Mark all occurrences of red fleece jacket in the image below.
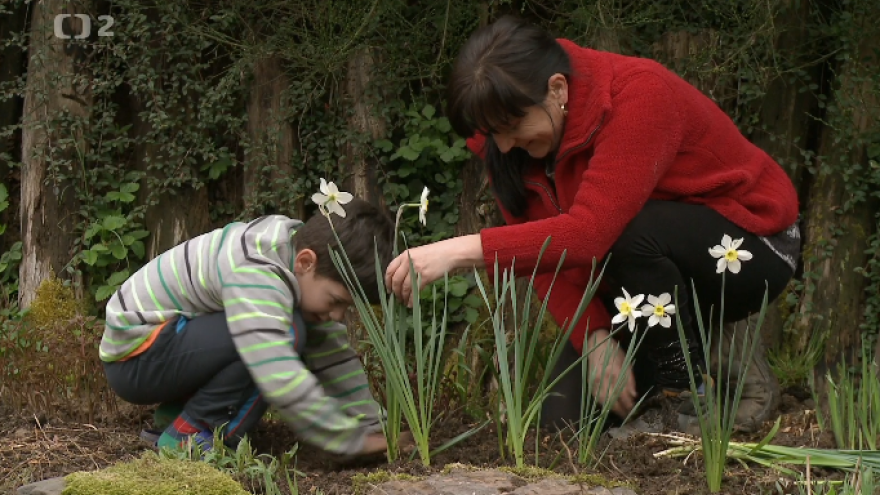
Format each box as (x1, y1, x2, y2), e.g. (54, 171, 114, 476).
(468, 40, 799, 352)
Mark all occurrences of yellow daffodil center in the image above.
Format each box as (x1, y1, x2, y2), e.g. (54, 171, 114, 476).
(620, 302, 633, 315)
(328, 192, 338, 202)
(725, 249, 738, 261)
(424, 199, 429, 210)
(653, 305, 666, 317)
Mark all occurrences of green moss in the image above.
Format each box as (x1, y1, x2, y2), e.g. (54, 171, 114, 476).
(441, 463, 631, 490)
(498, 465, 563, 481)
(569, 473, 634, 489)
(27, 273, 87, 328)
(351, 471, 421, 495)
(62, 452, 249, 495)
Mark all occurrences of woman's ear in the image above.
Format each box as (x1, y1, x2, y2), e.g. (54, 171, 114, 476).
(548, 73, 569, 106)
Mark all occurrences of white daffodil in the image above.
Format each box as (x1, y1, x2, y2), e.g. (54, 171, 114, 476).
(419, 187, 430, 226)
(311, 178, 353, 218)
(640, 293, 676, 328)
(611, 288, 644, 332)
(709, 234, 753, 274)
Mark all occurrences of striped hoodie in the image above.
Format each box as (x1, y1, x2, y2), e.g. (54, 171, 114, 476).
(100, 215, 381, 455)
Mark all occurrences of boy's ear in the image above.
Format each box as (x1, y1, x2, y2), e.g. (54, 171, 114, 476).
(293, 249, 317, 274)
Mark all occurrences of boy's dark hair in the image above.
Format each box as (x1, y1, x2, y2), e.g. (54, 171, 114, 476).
(446, 16, 571, 218)
(295, 198, 395, 304)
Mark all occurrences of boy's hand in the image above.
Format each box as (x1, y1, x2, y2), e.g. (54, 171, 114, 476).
(357, 431, 416, 457)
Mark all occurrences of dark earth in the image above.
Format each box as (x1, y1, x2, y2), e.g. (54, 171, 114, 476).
(0, 386, 841, 495)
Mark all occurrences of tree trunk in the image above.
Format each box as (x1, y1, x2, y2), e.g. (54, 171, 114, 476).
(341, 47, 386, 210)
(743, 0, 822, 349)
(19, 0, 92, 308)
(794, 12, 878, 378)
(243, 56, 301, 219)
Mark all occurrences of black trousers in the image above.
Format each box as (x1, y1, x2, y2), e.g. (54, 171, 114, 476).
(541, 200, 796, 427)
(104, 312, 307, 445)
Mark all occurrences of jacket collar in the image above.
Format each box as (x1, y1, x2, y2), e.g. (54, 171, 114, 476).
(554, 39, 613, 162)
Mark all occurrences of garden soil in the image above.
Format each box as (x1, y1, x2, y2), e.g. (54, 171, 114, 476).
(0, 388, 838, 495)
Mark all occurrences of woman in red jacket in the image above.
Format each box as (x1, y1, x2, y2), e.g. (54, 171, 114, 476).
(385, 16, 800, 433)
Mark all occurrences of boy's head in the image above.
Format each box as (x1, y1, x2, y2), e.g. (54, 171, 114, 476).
(292, 198, 395, 323)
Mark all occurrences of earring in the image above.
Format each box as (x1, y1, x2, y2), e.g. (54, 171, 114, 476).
(560, 103, 568, 116)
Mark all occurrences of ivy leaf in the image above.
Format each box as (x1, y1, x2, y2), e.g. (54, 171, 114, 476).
(106, 270, 130, 286)
(374, 139, 394, 152)
(82, 250, 99, 266)
(463, 294, 482, 308)
(95, 285, 117, 302)
(421, 104, 436, 119)
(397, 147, 420, 161)
(0, 183, 8, 212)
(120, 182, 140, 194)
(129, 230, 150, 240)
(106, 191, 136, 203)
(110, 243, 128, 260)
(449, 279, 469, 297)
(464, 307, 479, 324)
(102, 215, 126, 231)
(130, 240, 145, 259)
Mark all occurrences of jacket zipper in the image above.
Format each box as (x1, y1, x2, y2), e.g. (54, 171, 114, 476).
(524, 180, 562, 213)
(530, 115, 605, 215)
(555, 115, 605, 166)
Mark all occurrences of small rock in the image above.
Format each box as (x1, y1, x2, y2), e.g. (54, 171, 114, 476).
(510, 478, 583, 494)
(17, 477, 66, 495)
(367, 468, 639, 495)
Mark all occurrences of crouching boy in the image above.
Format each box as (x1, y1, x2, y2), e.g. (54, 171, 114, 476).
(100, 198, 394, 458)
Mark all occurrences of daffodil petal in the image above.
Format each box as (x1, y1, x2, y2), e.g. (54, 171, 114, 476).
(648, 314, 659, 327)
(612, 313, 627, 325)
(709, 246, 726, 258)
(660, 315, 672, 328)
(311, 192, 328, 205)
(641, 304, 654, 314)
(336, 191, 354, 204)
(614, 297, 625, 310)
(419, 209, 427, 226)
(326, 181, 340, 195)
(647, 294, 659, 306)
(665, 304, 676, 314)
(721, 234, 733, 249)
(657, 292, 672, 306)
(621, 288, 632, 300)
(631, 294, 645, 307)
(627, 316, 637, 332)
(716, 258, 727, 274)
(731, 237, 744, 250)
(728, 259, 741, 273)
(328, 201, 347, 218)
(319, 178, 329, 194)
(738, 249, 753, 261)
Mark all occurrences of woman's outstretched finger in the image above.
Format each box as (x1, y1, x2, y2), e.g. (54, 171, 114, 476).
(385, 254, 402, 290)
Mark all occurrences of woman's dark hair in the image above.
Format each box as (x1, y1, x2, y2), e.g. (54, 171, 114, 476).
(446, 16, 571, 217)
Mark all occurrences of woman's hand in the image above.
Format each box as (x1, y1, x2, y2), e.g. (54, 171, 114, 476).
(584, 329, 638, 419)
(385, 234, 484, 306)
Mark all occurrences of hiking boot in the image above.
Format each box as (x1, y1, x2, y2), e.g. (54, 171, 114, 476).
(712, 320, 780, 433)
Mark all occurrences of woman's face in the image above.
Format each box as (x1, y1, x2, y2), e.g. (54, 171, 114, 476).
(491, 74, 568, 159)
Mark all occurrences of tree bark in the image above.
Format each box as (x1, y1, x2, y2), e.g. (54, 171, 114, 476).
(126, 8, 211, 260)
(742, 0, 821, 348)
(341, 47, 386, 210)
(19, 0, 92, 308)
(243, 56, 301, 219)
(794, 13, 878, 377)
